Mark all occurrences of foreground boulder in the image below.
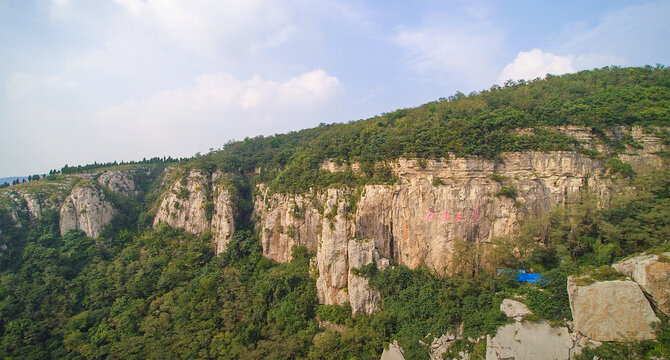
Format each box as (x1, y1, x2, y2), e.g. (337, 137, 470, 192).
(567, 277, 660, 342)
(486, 321, 572, 360)
(613, 253, 670, 316)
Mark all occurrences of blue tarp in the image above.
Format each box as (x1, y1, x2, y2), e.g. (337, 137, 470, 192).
(516, 272, 542, 283)
(497, 269, 545, 283)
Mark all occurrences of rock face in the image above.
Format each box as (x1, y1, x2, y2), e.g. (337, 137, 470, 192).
(347, 238, 388, 315)
(500, 299, 532, 321)
(211, 172, 235, 255)
(254, 130, 667, 312)
(429, 332, 469, 360)
(154, 170, 211, 234)
(97, 170, 140, 197)
(380, 341, 405, 360)
(255, 187, 387, 314)
(567, 277, 660, 342)
(486, 321, 573, 360)
(59, 184, 116, 238)
(613, 253, 670, 316)
(153, 170, 235, 255)
(254, 151, 644, 312)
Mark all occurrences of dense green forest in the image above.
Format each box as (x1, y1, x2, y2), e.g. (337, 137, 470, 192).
(1, 66, 670, 359)
(200, 65, 670, 193)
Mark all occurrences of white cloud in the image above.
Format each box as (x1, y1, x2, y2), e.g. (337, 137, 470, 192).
(52, 0, 301, 61)
(5, 73, 77, 100)
(393, 6, 504, 90)
(498, 49, 574, 83)
(91, 70, 343, 159)
(551, 1, 670, 67)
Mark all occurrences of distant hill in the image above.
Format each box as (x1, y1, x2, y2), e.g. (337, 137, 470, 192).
(0, 176, 28, 185)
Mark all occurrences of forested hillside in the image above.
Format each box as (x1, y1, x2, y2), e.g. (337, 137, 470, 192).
(1, 66, 669, 359)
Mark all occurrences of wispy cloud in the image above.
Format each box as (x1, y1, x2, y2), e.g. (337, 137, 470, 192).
(91, 70, 343, 158)
(392, 4, 503, 90)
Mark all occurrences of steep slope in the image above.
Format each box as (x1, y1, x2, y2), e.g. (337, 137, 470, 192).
(153, 169, 235, 254)
(0, 167, 155, 238)
(253, 127, 667, 313)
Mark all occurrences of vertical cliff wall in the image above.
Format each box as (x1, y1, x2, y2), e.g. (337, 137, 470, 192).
(1, 169, 148, 238)
(60, 182, 116, 238)
(153, 169, 235, 254)
(253, 126, 667, 314)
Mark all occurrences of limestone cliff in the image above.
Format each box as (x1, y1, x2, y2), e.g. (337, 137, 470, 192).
(612, 253, 670, 316)
(97, 170, 141, 197)
(567, 277, 660, 342)
(253, 127, 667, 313)
(153, 170, 235, 254)
(59, 182, 116, 238)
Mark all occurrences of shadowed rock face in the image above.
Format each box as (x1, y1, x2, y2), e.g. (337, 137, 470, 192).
(567, 277, 660, 342)
(613, 253, 670, 317)
(60, 185, 116, 238)
(153, 170, 235, 255)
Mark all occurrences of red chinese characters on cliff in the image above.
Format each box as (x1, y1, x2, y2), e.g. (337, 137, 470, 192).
(425, 208, 479, 224)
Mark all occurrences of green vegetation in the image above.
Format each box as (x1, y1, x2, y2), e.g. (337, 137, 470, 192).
(199, 66, 670, 194)
(488, 173, 508, 183)
(1, 66, 670, 358)
(495, 185, 518, 200)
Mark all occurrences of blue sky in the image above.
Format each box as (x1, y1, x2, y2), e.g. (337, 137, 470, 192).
(1, 0, 669, 177)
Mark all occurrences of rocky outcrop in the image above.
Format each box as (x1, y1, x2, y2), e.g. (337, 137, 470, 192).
(500, 299, 532, 321)
(612, 253, 670, 316)
(567, 277, 660, 342)
(254, 128, 667, 313)
(59, 183, 116, 238)
(154, 170, 210, 234)
(380, 341, 405, 360)
(253, 187, 322, 263)
(486, 321, 572, 360)
(211, 172, 235, 255)
(153, 170, 235, 255)
(255, 151, 620, 311)
(429, 332, 473, 360)
(315, 189, 355, 308)
(486, 298, 600, 360)
(97, 170, 140, 196)
(347, 238, 388, 314)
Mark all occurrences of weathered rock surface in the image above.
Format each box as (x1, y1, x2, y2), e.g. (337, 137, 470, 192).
(60, 184, 116, 238)
(613, 253, 670, 316)
(255, 136, 667, 313)
(500, 299, 532, 321)
(567, 277, 660, 342)
(154, 170, 210, 234)
(211, 172, 235, 255)
(253, 186, 322, 263)
(380, 341, 405, 360)
(429, 332, 465, 360)
(486, 321, 572, 360)
(97, 170, 140, 197)
(315, 189, 353, 308)
(153, 170, 236, 255)
(347, 238, 387, 314)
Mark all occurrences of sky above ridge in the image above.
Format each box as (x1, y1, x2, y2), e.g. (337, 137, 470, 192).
(1, 0, 669, 176)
